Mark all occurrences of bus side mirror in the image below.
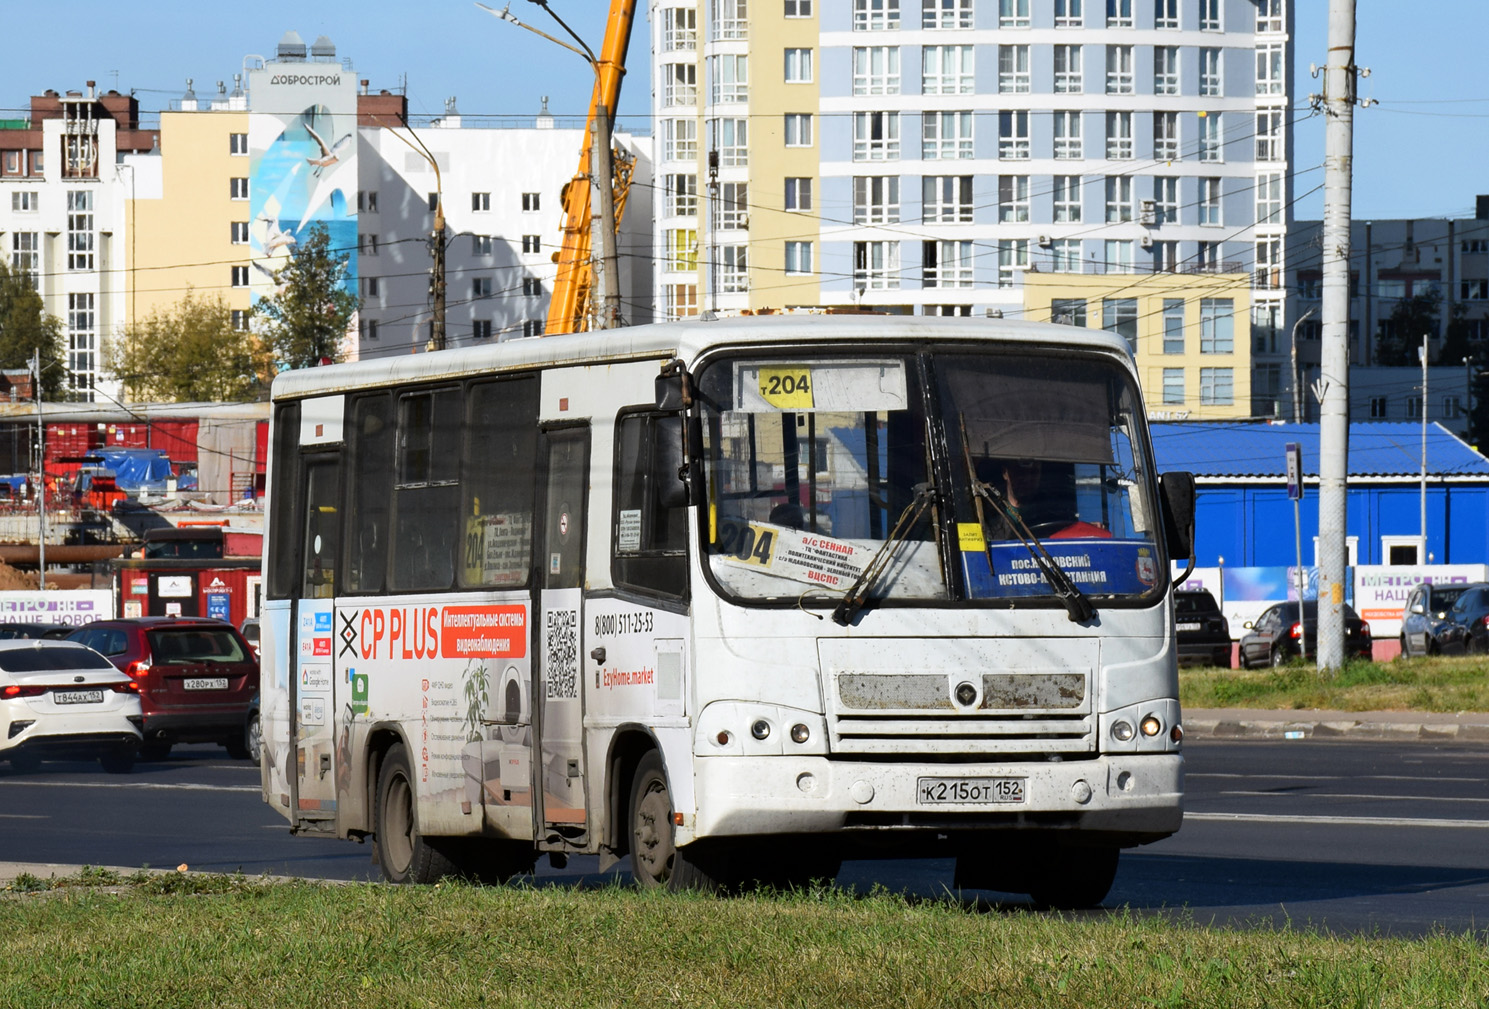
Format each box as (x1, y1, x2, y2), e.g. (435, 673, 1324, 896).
(653, 414, 689, 510)
(656, 359, 692, 411)
(1159, 471, 1196, 563)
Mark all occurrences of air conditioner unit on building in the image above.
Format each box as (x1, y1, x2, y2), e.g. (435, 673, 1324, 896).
(1139, 199, 1156, 225)
(1139, 234, 1154, 249)
(1037, 234, 1052, 247)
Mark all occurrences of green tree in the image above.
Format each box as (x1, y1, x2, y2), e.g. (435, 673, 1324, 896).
(107, 290, 270, 402)
(255, 223, 359, 369)
(1375, 289, 1441, 367)
(0, 261, 65, 398)
(1436, 300, 1475, 367)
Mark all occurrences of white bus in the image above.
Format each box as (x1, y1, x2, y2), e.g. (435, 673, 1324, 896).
(259, 315, 1195, 906)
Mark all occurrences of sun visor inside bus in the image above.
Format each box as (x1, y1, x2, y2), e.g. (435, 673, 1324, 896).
(950, 367, 1114, 465)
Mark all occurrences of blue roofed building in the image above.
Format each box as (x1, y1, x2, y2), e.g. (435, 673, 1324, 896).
(1151, 422, 1489, 568)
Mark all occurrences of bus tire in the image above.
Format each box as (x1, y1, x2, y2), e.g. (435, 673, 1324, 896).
(375, 743, 459, 884)
(1028, 843, 1119, 909)
(628, 749, 720, 892)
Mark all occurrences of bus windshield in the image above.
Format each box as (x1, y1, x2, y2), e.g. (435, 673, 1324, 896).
(696, 349, 1162, 607)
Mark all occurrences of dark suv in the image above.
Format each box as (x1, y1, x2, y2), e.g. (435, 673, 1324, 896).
(1175, 589, 1232, 667)
(65, 618, 259, 760)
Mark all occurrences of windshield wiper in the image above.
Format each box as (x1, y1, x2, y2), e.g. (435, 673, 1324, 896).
(958, 418, 1094, 623)
(831, 482, 937, 627)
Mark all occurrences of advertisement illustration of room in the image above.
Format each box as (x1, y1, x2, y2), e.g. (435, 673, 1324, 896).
(335, 599, 536, 841)
(247, 67, 358, 319)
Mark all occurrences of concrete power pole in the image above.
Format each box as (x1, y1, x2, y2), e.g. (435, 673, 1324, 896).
(1314, 0, 1358, 671)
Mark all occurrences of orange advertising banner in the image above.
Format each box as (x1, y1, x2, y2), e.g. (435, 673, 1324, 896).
(439, 605, 527, 659)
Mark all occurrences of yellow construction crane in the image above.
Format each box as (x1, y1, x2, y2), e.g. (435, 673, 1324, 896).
(482, 1, 638, 335)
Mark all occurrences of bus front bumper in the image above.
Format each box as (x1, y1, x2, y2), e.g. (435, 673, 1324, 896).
(686, 753, 1183, 846)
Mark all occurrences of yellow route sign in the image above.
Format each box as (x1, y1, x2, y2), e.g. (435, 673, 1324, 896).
(756, 368, 815, 409)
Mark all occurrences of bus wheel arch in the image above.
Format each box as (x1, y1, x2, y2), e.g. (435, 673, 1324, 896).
(603, 726, 664, 869)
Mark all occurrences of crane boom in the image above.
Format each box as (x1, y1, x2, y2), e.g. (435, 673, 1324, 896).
(546, 0, 638, 335)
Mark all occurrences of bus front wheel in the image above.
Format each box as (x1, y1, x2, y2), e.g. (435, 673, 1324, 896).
(375, 743, 459, 884)
(1028, 843, 1120, 909)
(628, 750, 719, 892)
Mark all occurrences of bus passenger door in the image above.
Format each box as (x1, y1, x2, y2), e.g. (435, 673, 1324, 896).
(288, 452, 342, 833)
(535, 426, 589, 848)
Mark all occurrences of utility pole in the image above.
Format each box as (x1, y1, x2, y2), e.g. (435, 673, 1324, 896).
(430, 192, 447, 350)
(1313, 0, 1359, 671)
(593, 102, 620, 330)
(32, 349, 44, 591)
(1420, 336, 1429, 560)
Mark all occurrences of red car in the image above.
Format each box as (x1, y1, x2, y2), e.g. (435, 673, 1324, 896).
(65, 617, 259, 760)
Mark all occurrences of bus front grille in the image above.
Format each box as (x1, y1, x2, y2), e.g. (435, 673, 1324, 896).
(829, 713, 1094, 755)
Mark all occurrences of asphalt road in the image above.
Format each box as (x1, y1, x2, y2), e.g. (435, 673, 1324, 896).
(3, 738, 1486, 936)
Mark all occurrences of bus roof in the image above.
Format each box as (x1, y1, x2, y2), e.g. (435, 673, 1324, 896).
(269, 315, 1135, 402)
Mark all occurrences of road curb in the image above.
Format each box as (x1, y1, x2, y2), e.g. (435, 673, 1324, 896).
(1184, 708, 1489, 742)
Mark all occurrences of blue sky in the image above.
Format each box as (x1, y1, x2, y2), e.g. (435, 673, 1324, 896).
(3, 1, 1485, 220)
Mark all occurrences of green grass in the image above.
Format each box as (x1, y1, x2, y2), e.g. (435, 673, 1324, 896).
(1181, 653, 1489, 712)
(3, 871, 1488, 1008)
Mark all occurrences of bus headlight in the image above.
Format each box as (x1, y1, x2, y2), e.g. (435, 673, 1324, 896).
(1111, 719, 1135, 742)
(1140, 714, 1162, 737)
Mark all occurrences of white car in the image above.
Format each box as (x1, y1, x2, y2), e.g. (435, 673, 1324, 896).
(0, 640, 143, 773)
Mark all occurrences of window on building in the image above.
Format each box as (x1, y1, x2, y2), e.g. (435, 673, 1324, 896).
(357, 190, 378, 213)
(714, 118, 749, 166)
(230, 133, 248, 155)
(784, 113, 813, 147)
(663, 6, 697, 50)
(923, 110, 973, 160)
(1163, 369, 1185, 405)
(1050, 238, 1082, 272)
(67, 293, 96, 396)
(1256, 42, 1284, 96)
(1256, 172, 1283, 225)
(522, 235, 541, 254)
(853, 175, 900, 224)
(1369, 396, 1388, 419)
(1154, 111, 1179, 161)
(1105, 111, 1133, 159)
(709, 54, 749, 103)
(854, 240, 900, 290)
(664, 119, 698, 162)
(923, 45, 973, 95)
(230, 221, 249, 244)
(1199, 177, 1222, 225)
(852, 46, 901, 96)
(1200, 367, 1233, 405)
(1196, 240, 1221, 271)
(1105, 176, 1132, 223)
(998, 45, 1030, 93)
(11, 233, 38, 280)
(1053, 110, 1082, 159)
(998, 240, 1028, 288)
(472, 192, 490, 212)
(522, 319, 544, 338)
(1461, 280, 1488, 300)
(923, 0, 973, 29)
(1051, 298, 1087, 327)
(1053, 45, 1083, 93)
(10, 190, 36, 212)
(1163, 299, 1185, 353)
(714, 182, 748, 230)
(231, 265, 249, 288)
(1154, 46, 1179, 95)
(1199, 48, 1221, 96)
(719, 245, 748, 293)
(1106, 0, 1132, 27)
(231, 310, 250, 332)
(472, 234, 493, 256)
(1106, 45, 1134, 94)
(1055, 0, 1083, 27)
(999, 0, 1029, 28)
(1199, 0, 1221, 30)
(1153, 240, 1179, 273)
(67, 190, 94, 271)
(1152, 176, 1178, 224)
(472, 277, 493, 299)
(665, 174, 698, 216)
(1104, 240, 1135, 274)
(922, 175, 973, 223)
(1256, 109, 1283, 161)
(922, 239, 973, 288)
(1464, 239, 1488, 254)
(1254, 237, 1282, 290)
(665, 284, 699, 320)
(998, 175, 1029, 223)
(854, 0, 900, 30)
(663, 61, 697, 106)
(1103, 299, 1138, 351)
(1257, 0, 1283, 32)
(1199, 112, 1222, 162)
(473, 319, 492, 340)
(784, 47, 813, 83)
(998, 110, 1029, 159)
(785, 0, 812, 16)
(523, 276, 543, 297)
(713, 0, 748, 39)
(854, 112, 901, 161)
(1053, 175, 1082, 222)
(362, 276, 380, 298)
(666, 229, 698, 271)
(785, 177, 813, 212)
(361, 234, 379, 256)
(230, 177, 249, 200)
(1155, 0, 1178, 27)
(785, 241, 814, 275)
(1200, 299, 1234, 352)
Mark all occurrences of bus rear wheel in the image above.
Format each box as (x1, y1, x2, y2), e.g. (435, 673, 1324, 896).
(628, 750, 720, 892)
(375, 743, 459, 884)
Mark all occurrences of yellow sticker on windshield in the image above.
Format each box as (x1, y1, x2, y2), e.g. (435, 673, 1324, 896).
(957, 522, 987, 553)
(757, 368, 815, 409)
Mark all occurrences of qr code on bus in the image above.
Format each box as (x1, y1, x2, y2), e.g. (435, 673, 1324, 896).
(545, 608, 579, 699)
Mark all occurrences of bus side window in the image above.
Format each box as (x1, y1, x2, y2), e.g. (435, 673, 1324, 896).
(266, 402, 301, 601)
(613, 411, 688, 600)
(345, 393, 394, 594)
(391, 387, 462, 592)
(460, 376, 539, 589)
